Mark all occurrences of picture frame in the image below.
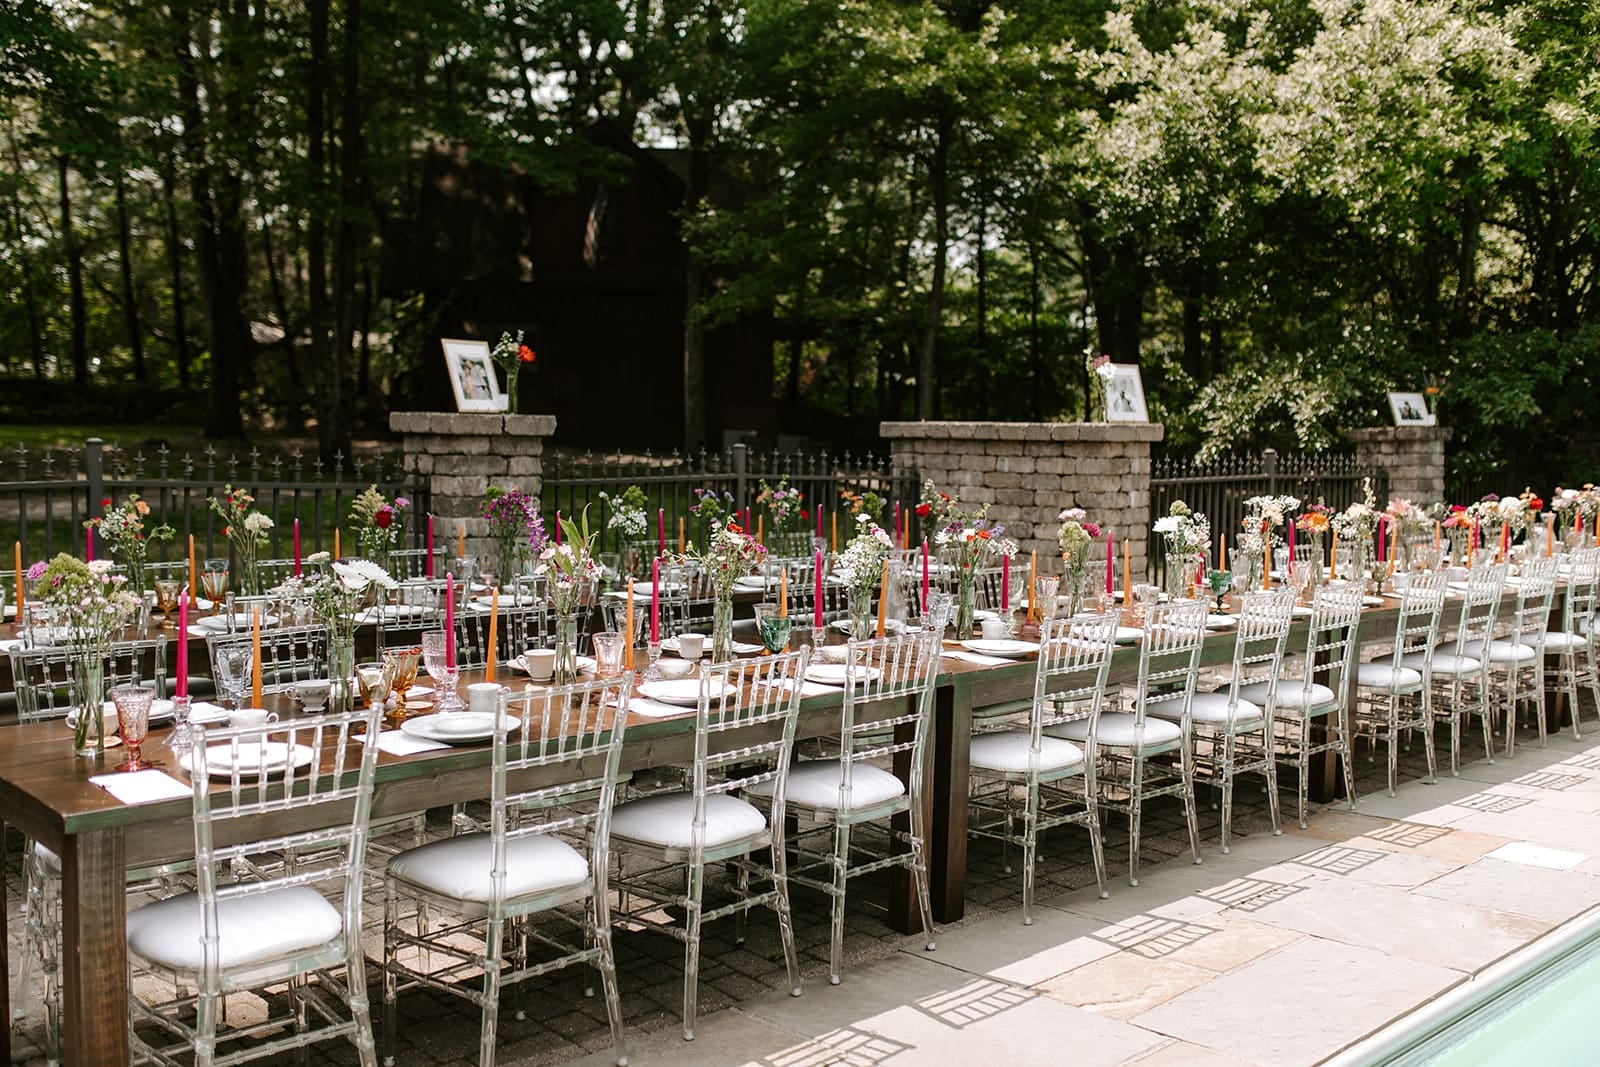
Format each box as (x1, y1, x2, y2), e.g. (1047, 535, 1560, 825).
(441, 338, 507, 413)
(1103, 363, 1150, 423)
(1387, 391, 1436, 427)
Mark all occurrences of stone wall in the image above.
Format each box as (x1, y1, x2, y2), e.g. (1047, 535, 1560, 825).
(389, 412, 555, 561)
(1347, 427, 1452, 504)
(879, 421, 1164, 581)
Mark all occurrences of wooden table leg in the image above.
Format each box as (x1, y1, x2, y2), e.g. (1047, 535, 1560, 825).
(60, 828, 129, 1067)
(1, 823, 11, 1065)
(928, 683, 970, 922)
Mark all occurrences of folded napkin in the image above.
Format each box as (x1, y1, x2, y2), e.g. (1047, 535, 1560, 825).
(358, 730, 451, 756)
(941, 650, 1016, 667)
(0, 638, 22, 653)
(763, 679, 841, 698)
(89, 769, 193, 805)
(184, 701, 231, 721)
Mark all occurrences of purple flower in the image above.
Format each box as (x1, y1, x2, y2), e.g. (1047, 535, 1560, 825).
(24, 561, 46, 580)
(394, 497, 411, 510)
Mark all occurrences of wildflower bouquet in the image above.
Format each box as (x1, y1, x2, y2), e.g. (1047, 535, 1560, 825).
(833, 513, 895, 637)
(916, 480, 967, 540)
(1058, 507, 1103, 614)
(756, 479, 805, 536)
(1086, 352, 1116, 421)
(539, 510, 602, 682)
(482, 486, 546, 583)
(1153, 500, 1210, 600)
(1551, 486, 1586, 541)
(350, 485, 410, 569)
(490, 330, 536, 413)
(38, 553, 139, 750)
(841, 488, 885, 523)
(690, 487, 735, 543)
(209, 485, 274, 595)
(600, 485, 648, 541)
(309, 558, 399, 697)
(86, 493, 174, 594)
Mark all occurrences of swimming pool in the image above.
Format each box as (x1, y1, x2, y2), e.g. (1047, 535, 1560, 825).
(1328, 906, 1600, 1065)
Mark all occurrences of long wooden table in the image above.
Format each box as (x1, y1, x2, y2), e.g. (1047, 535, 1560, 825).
(0, 591, 1454, 1065)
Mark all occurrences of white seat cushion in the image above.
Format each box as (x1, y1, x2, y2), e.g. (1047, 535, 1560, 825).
(969, 731, 1085, 775)
(386, 832, 589, 905)
(609, 792, 768, 850)
(1048, 712, 1183, 750)
(1238, 680, 1338, 713)
(1357, 662, 1424, 693)
(126, 885, 342, 973)
(1461, 639, 1538, 665)
(1393, 651, 1482, 677)
(1145, 691, 1263, 728)
(1529, 632, 1587, 653)
(750, 760, 907, 811)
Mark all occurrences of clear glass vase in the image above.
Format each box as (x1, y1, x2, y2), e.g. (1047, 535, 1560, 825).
(72, 655, 105, 757)
(1238, 548, 1264, 592)
(712, 594, 735, 661)
(554, 612, 578, 686)
(329, 633, 357, 713)
(1064, 561, 1088, 616)
(848, 584, 874, 640)
(954, 571, 976, 640)
(1164, 550, 1193, 601)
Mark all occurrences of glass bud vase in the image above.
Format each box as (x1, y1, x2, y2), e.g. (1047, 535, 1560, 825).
(848, 584, 874, 641)
(1164, 551, 1192, 601)
(329, 634, 357, 712)
(954, 572, 977, 640)
(1065, 562, 1088, 616)
(712, 594, 735, 662)
(554, 612, 578, 686)
(72, 655, 105, 757)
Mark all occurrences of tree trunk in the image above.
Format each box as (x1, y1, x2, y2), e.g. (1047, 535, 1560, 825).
(58, 156, 88, 387)
(6, 123, 45, 377)
(307, 0, 336, 457)
(1451, 185, 1480, 340)
(974, 193, 988, 417)
(682, 112, 711, 452)
(1181, 273, 1203, 383)
(161, 157, 190, 387)
(328, 0, 361, 460)
(916, 111, 952, 419)
(113, 166, 145, 381)
(1028, 238, 1042, 421)
(261, 221, 301, 390)
(357, 266, 374, 395)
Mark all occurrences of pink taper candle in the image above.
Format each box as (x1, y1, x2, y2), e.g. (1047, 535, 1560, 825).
(444, 576, 456, 668)
(86, 526, 94, 562)
(650, 556, 660, 644)
(1001, 555, 1010, 612)
(176, 587, 189, 698)
(1105, 529, 1114, 595)
(658, 508, 666, 555)
(816, 503, 823, 538)
(1288, 514, 1296, 564)
(293, 518, 302, 577)
(1377, 517, 1387, 563)
(814, 549, 824, 629)
(554, 510, 562, 545)
(921, 541, 930, 614)
(425, 514, 435, 576)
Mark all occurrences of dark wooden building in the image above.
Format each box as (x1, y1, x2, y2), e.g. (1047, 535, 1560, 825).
(381, 124, 776, 451)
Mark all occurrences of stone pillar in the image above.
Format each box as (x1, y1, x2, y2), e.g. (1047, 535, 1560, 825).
(1347, 427, 1452, 503)
(879, 421, 1165, 580)
(389, 412, 556, 561)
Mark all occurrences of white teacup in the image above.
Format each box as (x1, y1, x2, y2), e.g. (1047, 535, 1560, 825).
(677, 633, 706, 660)
(656, 659, 697, 680)
(980, 618, 1006, 640)
(229, 707, 278, 730)
(467, 682, 503, 714)
(523, 648, 556, 682)
(294, 679, 331, 711)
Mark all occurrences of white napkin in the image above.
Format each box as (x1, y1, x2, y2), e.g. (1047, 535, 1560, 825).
(89, 769, 192, 805)
(358, 730, 450, 755)
(628, 697, 693, 718)
(0, 638, 22, 652)
(941, 650, 1015, 667)
(184, 701, 231, 721)
(763, 679, 840, 697)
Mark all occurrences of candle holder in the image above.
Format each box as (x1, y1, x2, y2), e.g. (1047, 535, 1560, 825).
(642, 640, 664, 683)
(167, 694, 193, 761)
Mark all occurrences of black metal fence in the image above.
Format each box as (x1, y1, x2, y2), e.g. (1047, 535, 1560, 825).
(541, 444, 919, 554)
(1149, 449, 1388, 585)
(1, 438, 428, 566)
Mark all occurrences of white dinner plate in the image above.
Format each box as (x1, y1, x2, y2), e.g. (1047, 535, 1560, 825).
(1114, 626, 1143, 643)
(180, 742, 315, 778)
(1291, 605, 1314, 617)
(637, 679, 738, 707)
(733, 576, 776, 592)
(629, 580, 687, 596)
(185, 703, 231, 726)
(659, 637, 762, 656)
(829, 618, 907, 636)
(106, 698, 176, 724)
(1361, 595, 1385, 607)
(1204, 614, 1237, 629)
(400, 712, 519, 744)
(471, 594, 540, 608)
(803, 663, 883, 686)
(960, 639, 1039, 658)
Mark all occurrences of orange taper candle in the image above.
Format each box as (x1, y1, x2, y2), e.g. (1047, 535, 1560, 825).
(250, 607, 263, 708)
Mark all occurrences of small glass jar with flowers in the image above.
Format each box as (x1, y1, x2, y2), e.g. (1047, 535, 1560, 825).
(600, 485, 649, 576)
(85, 493, 175, 596)
(350, 485, 409, 574)
(833, 513, 895, 638)
(1239, 494, 1300, 592)
(675, 518, 768, 660)
(482, 486, 546, 587)
(37, 553, 139, 755)
(1153, 500, 1210, 602)
(208, 485, 274, 595)
(1056, 508, 1102, 615)
(539, 510, 602, 685)
(490, 330, 537, 414)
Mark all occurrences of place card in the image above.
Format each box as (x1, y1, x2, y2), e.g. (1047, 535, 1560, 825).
(89, 769, 193, 805)
(358, 730, 451, 756)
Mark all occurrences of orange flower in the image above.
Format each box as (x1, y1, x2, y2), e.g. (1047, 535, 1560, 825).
(517, 344, 535, 364)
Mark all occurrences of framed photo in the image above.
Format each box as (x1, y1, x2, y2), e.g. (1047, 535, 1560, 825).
(1388, 392, 1436, 427)
(1103, 363, 1149, 423)
(441, 338, 507, 413)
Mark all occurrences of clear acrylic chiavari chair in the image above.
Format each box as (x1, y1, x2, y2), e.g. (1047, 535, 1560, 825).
(1472, 555, 1558, 755)
(205, 624, 331, 696)
(1426, 561, 1508, 774)
(969, 612, 1118, 921)
(381, 677, 632, 1067)
(1357, 571, 1448, 796)
(1538, 546, 1600, 738)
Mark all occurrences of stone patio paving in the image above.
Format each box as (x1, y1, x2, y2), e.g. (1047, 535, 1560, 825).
(10, 719, 1600, 1065)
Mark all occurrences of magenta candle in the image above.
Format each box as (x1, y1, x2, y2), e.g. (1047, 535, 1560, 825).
(816, 503, 823, 538)
(444, 576, 456, 668)
(650, 556, 660, 643)
(1288, 515, 1297, 564)
(1377, 517, 1387, 562)
(921, 541, 930, 613)
(1001, 555, 1010, 612)
(894, 502, 902, 545)
(293, 519, 302, 577)
(425, 514, 435, 576)
(175, 587, 189, 698)
(86, 526, 94, 562)
(658, 508, 666, 554)
(554, 510, 562, 545)
(814, 549, 824, 629)
(1105, 529, 1114, 595)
